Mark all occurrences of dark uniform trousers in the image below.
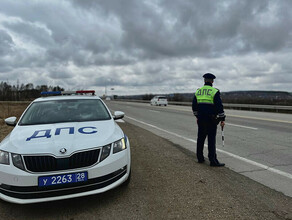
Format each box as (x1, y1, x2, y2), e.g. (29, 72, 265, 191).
(197, 116, 218, 163)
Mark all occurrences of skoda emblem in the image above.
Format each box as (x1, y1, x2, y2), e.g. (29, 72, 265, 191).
(60, 148, 67, 154)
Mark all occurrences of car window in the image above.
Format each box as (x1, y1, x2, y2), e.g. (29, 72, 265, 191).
(19, 99, 111, 125)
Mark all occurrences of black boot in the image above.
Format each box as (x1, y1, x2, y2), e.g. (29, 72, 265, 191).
(210, 162, 225, 167)
(210, 159, 225, 167)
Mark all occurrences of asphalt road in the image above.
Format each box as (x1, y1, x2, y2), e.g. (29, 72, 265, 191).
(105, 101, 292, 197)
(0, 121, 291, 219)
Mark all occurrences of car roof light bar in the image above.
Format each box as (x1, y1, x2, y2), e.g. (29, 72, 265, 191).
(41, 91, 62, 95)
(41, 90, 95, 96)
(76, 90, 95, 95)
(61, 91, 76, 95)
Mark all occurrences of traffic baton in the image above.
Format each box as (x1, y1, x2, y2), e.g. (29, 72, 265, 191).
(221, 126, 225, 147)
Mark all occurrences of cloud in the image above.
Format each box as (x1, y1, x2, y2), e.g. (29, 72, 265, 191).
(0, 0, 291, 95)
(0, 29, 14, 56)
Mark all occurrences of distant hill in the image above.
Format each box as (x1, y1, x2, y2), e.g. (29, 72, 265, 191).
(221, 91, 292, 105)
(117, 91, 292, 105)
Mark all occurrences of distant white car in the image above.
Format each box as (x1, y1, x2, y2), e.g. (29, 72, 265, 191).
(0, 90, 131, 204)
(150, 96, 168, 106)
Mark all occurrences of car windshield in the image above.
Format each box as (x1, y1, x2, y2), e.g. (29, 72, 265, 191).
(19, 99, 111, 125)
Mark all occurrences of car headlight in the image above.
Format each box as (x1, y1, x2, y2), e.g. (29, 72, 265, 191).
(11, 153, 25, 170)
(100, 144, 111, 162)
(0, 150, 9, 165)
(113, 138, 126, 154)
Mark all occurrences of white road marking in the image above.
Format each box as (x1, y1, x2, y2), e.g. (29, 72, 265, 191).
(226, 123, 258, 130)
(149, 110, 160, 113)
(126, 116, 196, 143)
(125, 115, 292, 180)
(227, 114, 292, 124)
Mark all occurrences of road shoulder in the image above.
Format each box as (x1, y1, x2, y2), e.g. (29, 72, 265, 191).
(119, 122, 292, 219)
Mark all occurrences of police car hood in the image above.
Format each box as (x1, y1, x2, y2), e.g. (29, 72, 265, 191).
(3, 120, 123, 156)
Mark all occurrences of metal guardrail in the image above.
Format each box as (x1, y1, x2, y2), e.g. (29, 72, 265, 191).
(113, 99, 292, 113)
(223, 103, 292, 111)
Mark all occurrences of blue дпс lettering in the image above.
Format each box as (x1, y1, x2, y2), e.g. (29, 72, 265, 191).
(26, 126, 97, 141)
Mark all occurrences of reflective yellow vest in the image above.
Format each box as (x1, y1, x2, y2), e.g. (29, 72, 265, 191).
(195, 85, 218, 104)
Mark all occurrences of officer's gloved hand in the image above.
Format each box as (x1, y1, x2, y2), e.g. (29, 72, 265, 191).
(220, 121, 225, 128)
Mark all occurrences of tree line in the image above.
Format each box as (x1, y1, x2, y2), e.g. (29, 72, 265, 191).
(0, 81, 64, 101)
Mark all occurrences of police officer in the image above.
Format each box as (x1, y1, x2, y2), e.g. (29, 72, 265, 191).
(192, 73, 226, 167)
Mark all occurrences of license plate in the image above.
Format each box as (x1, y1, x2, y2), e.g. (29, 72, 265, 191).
(38, 171, 88, 187)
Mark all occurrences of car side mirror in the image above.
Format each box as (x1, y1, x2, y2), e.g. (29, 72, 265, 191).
(5, 117, 17, 127)
(113, 111, 124, 120)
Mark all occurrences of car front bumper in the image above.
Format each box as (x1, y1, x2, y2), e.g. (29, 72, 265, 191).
(0, 148, 131, 204)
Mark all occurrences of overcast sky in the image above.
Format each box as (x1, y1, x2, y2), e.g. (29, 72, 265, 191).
(0, 0, 292, 96)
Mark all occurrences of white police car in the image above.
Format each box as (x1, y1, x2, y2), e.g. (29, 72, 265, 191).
(0, 90, 131, 204)
(150, 96, 168, 106)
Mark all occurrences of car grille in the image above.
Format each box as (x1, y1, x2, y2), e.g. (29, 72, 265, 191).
(23, 149, 100, 172)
